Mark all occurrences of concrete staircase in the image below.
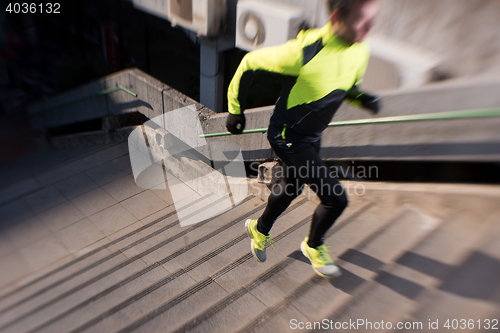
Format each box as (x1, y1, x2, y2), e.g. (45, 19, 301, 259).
(0, 141, 498, 333)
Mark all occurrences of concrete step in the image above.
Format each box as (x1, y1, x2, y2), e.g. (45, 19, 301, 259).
(320, 213, 450, 333)
(1, 175, 498, 333)
(33, 198, 288, 332)
(0, 192, 222, 316)
(0, 195, 266, 333)
(0, 199, 180, 311)
(393, 212, 500, 333)
(44, 196, 310, 333)
(62, 197, 314, 333)
(289, 209, 500, 333)
(0, 141, 127, 206)
(226, 204, 442, 333)
(137, 197, 377, 333)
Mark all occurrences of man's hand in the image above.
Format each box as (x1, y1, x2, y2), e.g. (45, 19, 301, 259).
(226, 113, 246, 134)
(345, 85, 381, 114)
(358, 93, 380, 114)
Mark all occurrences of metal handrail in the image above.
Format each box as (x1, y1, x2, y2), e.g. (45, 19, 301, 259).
(200, 107, 500, 138)
(36, 85, 138, 114)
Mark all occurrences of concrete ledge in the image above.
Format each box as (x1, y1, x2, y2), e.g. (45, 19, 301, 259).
(28, 68, 216, 132)
(29, 68, 500, 162)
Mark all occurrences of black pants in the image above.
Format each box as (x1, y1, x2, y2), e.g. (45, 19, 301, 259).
(257, 140, 348, 248)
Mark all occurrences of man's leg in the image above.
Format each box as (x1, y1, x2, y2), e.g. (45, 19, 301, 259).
(290, 141, 348, 247)
(257, 144, 305, 235)
(278, 141, 347, 277)
(246, 144, 304, 262)
(271, 141, 348, 243)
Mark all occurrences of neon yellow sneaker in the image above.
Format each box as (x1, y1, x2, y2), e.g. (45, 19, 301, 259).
(245, 219, 274, 262)
(301, 237, 341, 278)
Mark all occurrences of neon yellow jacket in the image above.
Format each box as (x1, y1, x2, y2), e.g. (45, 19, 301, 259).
(227, 22, 370, 143)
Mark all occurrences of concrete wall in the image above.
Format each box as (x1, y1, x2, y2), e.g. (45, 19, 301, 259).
(29, 68, 214, 131)
(362, 34, 444, 92)
(374, 0, 500, 78)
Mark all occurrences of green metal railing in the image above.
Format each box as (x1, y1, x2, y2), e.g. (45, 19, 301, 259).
(37, 85, 138, 114)
(200, 107, 500, 138)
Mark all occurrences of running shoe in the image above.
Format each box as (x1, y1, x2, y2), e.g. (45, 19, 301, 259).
(301, 237, 341, 278)
(245, 219, 274, 262)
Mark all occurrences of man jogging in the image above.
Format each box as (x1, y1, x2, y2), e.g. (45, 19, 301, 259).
(226, 0, 382, 278)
